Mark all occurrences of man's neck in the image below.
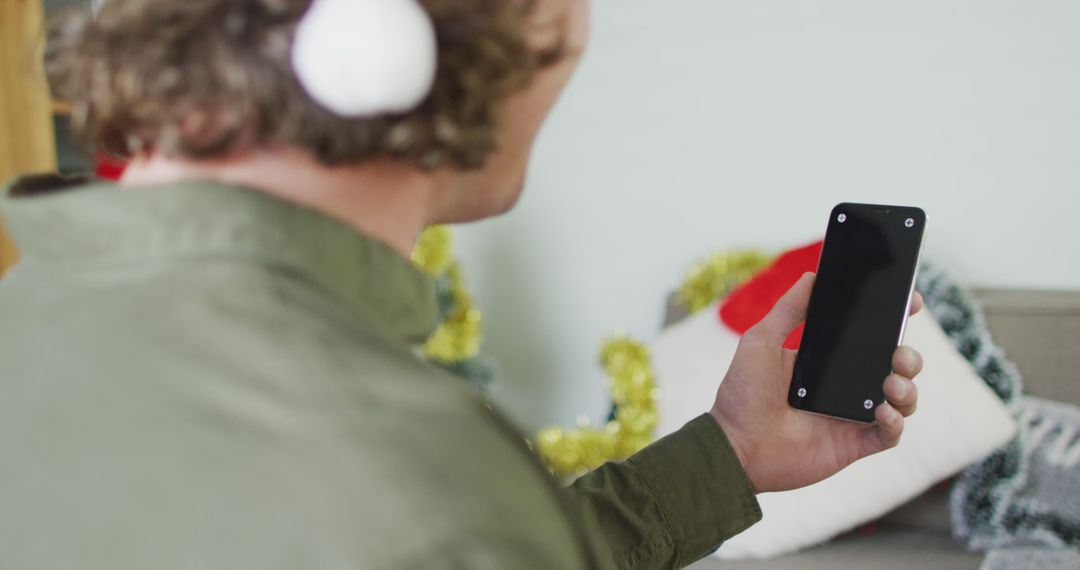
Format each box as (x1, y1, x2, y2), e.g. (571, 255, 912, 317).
(119, 148, 437, 258)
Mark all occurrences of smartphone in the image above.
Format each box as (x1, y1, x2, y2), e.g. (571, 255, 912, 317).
(788, 203, 927, 424)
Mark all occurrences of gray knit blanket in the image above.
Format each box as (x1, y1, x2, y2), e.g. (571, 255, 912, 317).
(980, 546, 1080, 570)
(916, 263, 1080, 557)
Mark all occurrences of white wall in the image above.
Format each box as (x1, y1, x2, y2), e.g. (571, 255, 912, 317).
(454, 0, 1080, 431)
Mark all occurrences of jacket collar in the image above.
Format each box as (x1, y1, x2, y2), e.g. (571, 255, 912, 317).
(2, 175, 438, 345)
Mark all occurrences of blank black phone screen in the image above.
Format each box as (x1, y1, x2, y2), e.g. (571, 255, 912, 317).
(788, 203, 926, 423)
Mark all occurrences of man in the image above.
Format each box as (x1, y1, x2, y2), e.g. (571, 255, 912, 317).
(0, 0, 923, 568)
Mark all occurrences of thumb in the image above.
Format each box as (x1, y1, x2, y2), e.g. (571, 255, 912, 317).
(749, 272, 815, 347)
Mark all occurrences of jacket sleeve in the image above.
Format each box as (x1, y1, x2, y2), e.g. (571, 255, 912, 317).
(563, 414, 762, 569)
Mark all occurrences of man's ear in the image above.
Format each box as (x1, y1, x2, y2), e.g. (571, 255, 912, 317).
(521, 0, 591, 61)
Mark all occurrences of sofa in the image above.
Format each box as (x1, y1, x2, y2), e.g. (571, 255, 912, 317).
(688, 288, 1080, 569)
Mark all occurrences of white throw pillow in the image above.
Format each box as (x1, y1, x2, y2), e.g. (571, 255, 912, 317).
(651, 307, 1017, 559)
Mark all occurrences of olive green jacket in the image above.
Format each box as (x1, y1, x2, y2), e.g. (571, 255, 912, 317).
(0, 176, 760, 569)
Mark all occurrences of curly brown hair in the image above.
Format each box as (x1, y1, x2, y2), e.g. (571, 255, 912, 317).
(46, 0, 551, 169)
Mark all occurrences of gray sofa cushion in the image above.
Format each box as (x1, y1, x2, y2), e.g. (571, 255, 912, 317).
(981, 546, 1080, 570)
(975, 289, 1080, 408)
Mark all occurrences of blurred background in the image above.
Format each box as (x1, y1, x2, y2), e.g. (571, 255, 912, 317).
(7, 0, 1080, 434)
(450, 0, 1080, 432)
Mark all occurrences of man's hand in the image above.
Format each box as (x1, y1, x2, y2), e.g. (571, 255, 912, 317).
(710, 272, 924, 493)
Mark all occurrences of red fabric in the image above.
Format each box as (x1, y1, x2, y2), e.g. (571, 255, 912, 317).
(718, 240, 824, 350)
(95, 154, 127, 181)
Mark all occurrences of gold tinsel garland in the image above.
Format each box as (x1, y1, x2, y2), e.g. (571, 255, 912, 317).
(411, 226, 771, 477)
(534, 336, 658, 477)
(534, 250, 773, 477)
(424, 263, 483, 362)
(411, 225, 454, 276)
(412, 226, 483, 363)
(677, 250, 774, 314)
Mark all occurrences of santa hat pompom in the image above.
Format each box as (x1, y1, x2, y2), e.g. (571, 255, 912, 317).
(291, 0, 437, 117)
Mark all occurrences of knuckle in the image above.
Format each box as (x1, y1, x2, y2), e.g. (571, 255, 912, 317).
(886, 374, 910, 397)
(747, 321, 777, 344)
(741, 325, 766, 345)
(893, 376, 917, 403)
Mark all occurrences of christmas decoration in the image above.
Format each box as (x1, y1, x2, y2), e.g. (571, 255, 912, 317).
(95, 153, 127, 181)
(718, 241, 822, 350)
(677, 250, 774, 315)
(530, 248, 782, 477)
(411, 226, 493, 393)
(291, 0, 437, 117)
(411, 227, 662, 476)
(534, 336, 659, 477)
(412, 233, 791, 477)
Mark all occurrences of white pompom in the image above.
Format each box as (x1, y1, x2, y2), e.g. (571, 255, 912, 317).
(291, 0, 438, 117)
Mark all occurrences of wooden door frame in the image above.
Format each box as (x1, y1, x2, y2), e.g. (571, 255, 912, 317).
(0, 0, 57, 273)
